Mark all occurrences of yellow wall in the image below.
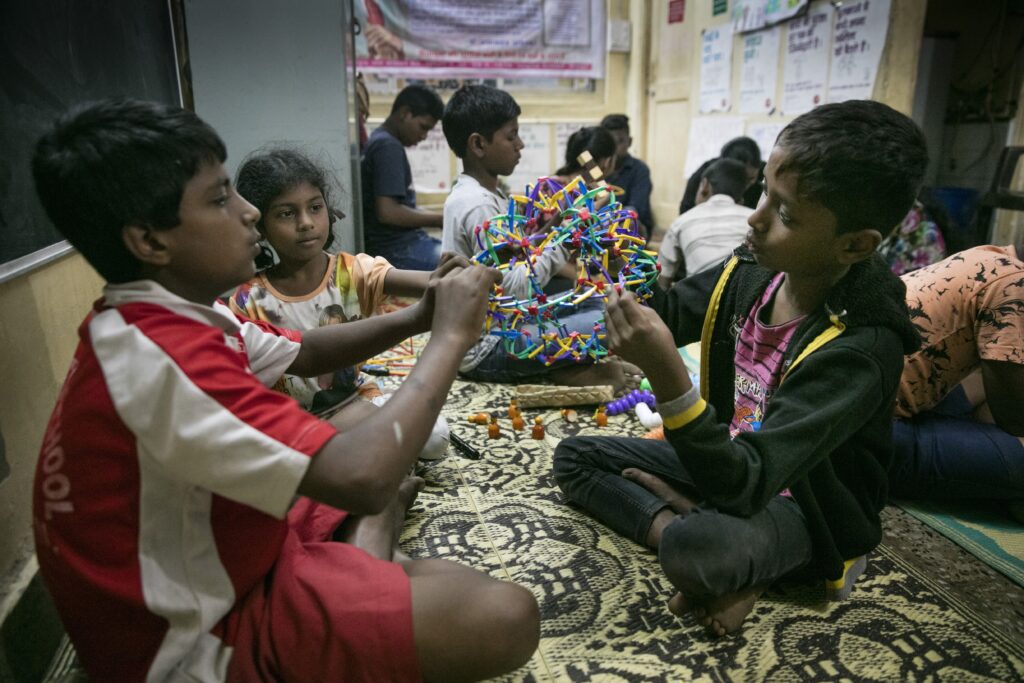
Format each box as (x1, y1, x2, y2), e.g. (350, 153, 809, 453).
(0, 255, 103, 579)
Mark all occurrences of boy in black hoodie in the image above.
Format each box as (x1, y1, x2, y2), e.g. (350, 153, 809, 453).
(553, 100, 926, 636)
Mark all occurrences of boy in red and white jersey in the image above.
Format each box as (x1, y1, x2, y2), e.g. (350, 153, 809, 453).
(31, 99, 537, 683)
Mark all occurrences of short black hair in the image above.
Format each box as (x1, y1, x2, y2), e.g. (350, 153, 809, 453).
(720, 136, 762, 167)
(441, 85, 521, 158)
(600, 113, 630, 134)
(32, 99, 226, 283)
(557, 126, 617, 176)
(391, 84, 444, 120)
(776, 99, 928, 235)
(702, 159, 749, 203)
(235, 148, 339, 270)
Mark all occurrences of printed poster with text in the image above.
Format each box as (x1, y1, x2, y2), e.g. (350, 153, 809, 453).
(355, 0, 606, 79)
(406, 126, 452, 192)
(827, 0, 891, 103)
(781, 3, 833, 115)
(739, 26, 781, 114)
(732, 0, 808, 33)
(699, 24, 734, 113)
(684, 116, 745, 179)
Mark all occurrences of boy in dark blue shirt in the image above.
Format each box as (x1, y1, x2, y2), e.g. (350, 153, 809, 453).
(601, 113, 654, 236)
(361, 83, 444, 270)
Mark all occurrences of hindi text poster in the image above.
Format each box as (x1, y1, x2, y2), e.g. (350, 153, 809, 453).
(699, 24, 735, 113)
(781, 3, 833, 115)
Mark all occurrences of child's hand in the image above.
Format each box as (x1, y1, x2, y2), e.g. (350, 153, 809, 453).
(604, 287, 678, 374)
(429, 264, 501, 352)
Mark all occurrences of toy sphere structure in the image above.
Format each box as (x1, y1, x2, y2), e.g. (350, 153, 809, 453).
(472, 175, 660, 365)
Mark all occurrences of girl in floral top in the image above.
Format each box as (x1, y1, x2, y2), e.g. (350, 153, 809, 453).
(228, 150, 446, 455)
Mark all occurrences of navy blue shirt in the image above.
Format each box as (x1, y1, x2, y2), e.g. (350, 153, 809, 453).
(606, 154, 654, 232)
(360, 127, 424, 250)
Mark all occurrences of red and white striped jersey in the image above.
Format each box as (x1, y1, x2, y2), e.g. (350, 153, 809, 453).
(33, 281, 338, 682)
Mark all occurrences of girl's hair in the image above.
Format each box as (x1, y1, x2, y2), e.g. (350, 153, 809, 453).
(235, 148, 339, 270)
(556, 126, 617, 177)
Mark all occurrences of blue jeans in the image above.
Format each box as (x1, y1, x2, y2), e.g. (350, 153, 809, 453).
(553, 435, 813, 599)
(891, 386, 1024, 500)
(461, 295, 605, 383)
(367, 230, 441, 271)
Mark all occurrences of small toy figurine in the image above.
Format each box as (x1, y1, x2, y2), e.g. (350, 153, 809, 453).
(468, 412, 489, 425)
(512, 413, 525, 431)
(531, 416, 545, 440)
(488, 415, 501, 439)
(594, 405, 608, 427)
(561, 408, 578, 423)
(508, 398, 521, 419)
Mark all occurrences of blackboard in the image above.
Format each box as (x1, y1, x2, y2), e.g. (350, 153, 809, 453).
(0, 0, 181, 282)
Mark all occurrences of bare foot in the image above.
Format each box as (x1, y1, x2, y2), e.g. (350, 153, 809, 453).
(689, 587, 763, 637)
(622, 468, 698, 515)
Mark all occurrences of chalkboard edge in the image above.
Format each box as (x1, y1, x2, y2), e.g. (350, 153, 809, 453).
(0, 242, 76, 285)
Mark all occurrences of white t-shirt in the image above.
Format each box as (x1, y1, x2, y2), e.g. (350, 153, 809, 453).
(658, 194, 753, 278)
(443, 173, 569, 371)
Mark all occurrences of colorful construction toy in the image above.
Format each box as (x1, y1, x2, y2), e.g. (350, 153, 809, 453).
(472, 174, 660, 366)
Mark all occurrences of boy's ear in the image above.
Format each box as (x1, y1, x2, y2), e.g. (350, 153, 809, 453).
(466, 132, 486, 159)
(836, 228, 883, 264)
(122, 224, 172, 266)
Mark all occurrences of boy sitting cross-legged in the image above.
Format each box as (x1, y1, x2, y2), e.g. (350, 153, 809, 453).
(441, 84, 636, 389)
(554, 100, 926, 636)
(31, 99, 538, 683)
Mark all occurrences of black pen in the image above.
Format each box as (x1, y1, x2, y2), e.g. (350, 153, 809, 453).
(449, 432, 481, 460)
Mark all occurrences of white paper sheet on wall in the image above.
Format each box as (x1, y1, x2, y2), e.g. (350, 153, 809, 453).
(406, 126, 453, 192)
(739, 26, 781, 114)
(746, 122, 787, 162)
(699, 24, 734, 113)
(504, 123, 553, 196)
(827, 0, 891, 103)
(684, 116, 746, 179)
(781, 3, 833, 115)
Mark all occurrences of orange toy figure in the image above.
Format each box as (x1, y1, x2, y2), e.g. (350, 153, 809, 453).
(508, 398, 520, 420)
(468, 412, 489, 425)
(594, 405, 608, 427)
(488, 415, 501, 439)
(531, 416, 545, 440)
(512, 413, 525, 430)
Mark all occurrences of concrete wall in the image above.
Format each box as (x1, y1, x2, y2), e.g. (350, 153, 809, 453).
(184, 0, 358, 251)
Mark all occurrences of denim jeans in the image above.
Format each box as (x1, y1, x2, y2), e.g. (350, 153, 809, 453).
(553, 435, 813, 600)
(891, 385, 1024, 500)
(461, 294, 606, 383)
(367, 230, 441, 271)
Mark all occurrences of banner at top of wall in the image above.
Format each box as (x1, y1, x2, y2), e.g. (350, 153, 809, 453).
(355, 0, 606, 79)
(732, 0, 808, 34)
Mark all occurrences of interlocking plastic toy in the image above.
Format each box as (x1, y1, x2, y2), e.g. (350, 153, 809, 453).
(473, 175, 660, 365)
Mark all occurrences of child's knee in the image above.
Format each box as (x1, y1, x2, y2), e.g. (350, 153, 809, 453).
(658, 515, 736, 599)
(552, 437, 590, 482)
(489, 582, 540, 665)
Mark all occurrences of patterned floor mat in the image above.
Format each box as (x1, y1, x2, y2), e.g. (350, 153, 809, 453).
(399, 377, 1024, 682)
(895, 499, 1024, 589)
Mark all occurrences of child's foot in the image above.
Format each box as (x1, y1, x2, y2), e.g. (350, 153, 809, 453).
(668, 588, 762, 636)
(622, 468, 698, 514)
